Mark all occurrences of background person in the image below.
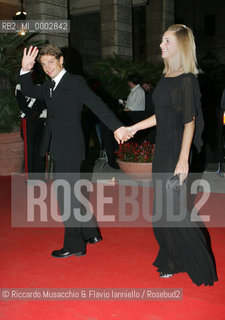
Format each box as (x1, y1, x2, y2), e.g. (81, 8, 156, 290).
(124, 73, 145, 111)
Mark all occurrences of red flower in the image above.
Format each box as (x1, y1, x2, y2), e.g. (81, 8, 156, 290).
(115, 141, 155, 163)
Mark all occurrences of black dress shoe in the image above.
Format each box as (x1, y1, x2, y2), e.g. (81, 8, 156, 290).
(85, 235, 103, 244)
(51, 248, 86, 258)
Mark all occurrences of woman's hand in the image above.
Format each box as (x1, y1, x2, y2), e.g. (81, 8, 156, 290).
(174, 158, 189, 185)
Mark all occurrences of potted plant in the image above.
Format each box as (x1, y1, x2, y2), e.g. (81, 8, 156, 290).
(115, 141, 155, 180)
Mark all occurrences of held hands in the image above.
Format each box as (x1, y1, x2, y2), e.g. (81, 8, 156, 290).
(114, 126, 134, 144)
(126, 126, 137, 136)
(22, 46, 39, 72)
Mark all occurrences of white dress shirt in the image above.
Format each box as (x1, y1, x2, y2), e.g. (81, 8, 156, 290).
(125, 84, 145, 111)
(20, 68, 66, 101)
(20, 68, 66, 90)
(51, 68, 66, 90)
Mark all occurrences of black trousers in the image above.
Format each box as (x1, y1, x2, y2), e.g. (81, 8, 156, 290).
(53, 160, 101, 252)
(21, 119, 46, 178)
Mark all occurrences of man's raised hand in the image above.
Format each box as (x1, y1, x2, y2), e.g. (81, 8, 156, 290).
(22, 46, 39, 72)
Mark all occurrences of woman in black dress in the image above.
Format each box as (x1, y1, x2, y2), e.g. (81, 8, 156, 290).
(128, 24, 218, 286)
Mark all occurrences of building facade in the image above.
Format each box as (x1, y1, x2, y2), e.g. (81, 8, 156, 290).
(175, 0, 225, 64)
(0, 0, 224, 73)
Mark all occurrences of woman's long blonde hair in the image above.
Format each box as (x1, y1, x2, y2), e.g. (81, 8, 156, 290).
(163, 24, 198, 75)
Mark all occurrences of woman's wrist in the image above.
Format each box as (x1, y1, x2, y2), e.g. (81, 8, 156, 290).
(178, 156, 189, 162)
(131, 124, 139, 133)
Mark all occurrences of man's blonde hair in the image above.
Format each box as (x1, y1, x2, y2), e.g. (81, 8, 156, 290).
(37, 44, 62, 61)
(163, 24, 198, 75)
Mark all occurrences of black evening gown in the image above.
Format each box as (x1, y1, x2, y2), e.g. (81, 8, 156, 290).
(151, 73, 218, 286)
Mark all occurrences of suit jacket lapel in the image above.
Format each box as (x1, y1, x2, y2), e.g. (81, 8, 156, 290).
(53, 72, 70, 92)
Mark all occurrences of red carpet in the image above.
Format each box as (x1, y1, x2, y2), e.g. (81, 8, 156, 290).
(0, 176, 224, 320)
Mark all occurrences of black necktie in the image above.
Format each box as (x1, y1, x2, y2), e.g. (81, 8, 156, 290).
(50, 80, 55, 98)
(52, 80, 56, 89)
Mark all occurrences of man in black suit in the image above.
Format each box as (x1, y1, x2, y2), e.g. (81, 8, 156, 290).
(19, 45, 132, 258)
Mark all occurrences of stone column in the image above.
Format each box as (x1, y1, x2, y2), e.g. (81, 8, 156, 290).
(146, 0, 174, 64)
(26, 0, 69, 47)
(100, 0, 133, 59)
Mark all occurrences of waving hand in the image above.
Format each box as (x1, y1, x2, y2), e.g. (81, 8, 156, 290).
(22, 46, 39, 72)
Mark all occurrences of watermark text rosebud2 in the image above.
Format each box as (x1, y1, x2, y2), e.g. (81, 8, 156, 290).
(10, 173, 217, 228)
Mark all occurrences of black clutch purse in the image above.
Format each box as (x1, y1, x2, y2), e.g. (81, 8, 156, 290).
(166, 174, 181, 193)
